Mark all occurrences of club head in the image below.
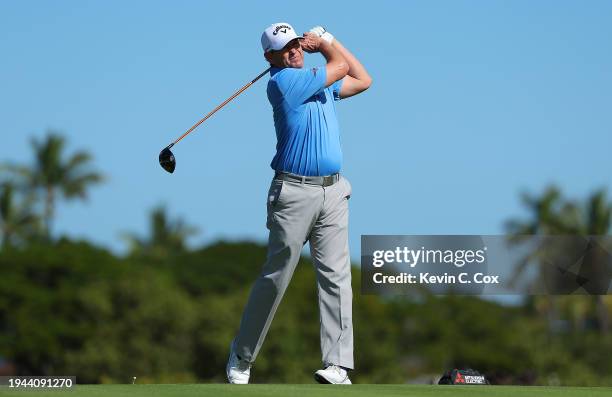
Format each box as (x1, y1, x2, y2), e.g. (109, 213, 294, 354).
(159, 146, 176, 173)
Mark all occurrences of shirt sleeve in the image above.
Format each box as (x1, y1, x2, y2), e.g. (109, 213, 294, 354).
(332, 78, 344, 101)
(277, 66, 327, 108)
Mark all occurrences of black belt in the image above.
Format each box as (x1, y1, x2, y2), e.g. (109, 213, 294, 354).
(274, 172, 340, 187)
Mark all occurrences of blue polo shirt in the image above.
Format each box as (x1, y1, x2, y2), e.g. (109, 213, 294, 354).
(267, 66, 343, 176)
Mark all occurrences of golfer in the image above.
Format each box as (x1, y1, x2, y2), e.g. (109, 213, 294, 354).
(227, 22, 371, 385)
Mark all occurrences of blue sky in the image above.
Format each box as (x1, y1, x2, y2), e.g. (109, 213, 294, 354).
(1, 1, 611, 260)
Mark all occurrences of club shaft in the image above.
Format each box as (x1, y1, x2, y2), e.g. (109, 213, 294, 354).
(172, 67, 271, 145)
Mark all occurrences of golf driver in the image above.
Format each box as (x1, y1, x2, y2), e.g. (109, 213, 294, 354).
(159, 67, 271, 173)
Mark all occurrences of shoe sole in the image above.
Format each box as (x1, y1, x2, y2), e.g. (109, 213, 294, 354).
(314, 372, 332, 384)
(314, 372, 351, 385)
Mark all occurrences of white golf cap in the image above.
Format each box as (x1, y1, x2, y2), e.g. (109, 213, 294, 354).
(261, 22, 302, 52)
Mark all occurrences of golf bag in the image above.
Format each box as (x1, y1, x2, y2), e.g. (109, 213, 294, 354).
(438, 368, 489, 385)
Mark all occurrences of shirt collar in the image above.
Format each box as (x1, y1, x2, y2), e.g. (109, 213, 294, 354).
(270, 66, 282, 77)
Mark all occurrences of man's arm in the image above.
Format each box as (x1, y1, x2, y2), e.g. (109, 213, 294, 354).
(301, 33, 349, 87)
(332, 38, 372, 98)
(308, 27, 372, 98)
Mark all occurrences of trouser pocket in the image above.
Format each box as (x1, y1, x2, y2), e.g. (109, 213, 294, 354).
(266, 179, 284, 229)
(341, 176, 352, 200)
(268, 179, 284, 207)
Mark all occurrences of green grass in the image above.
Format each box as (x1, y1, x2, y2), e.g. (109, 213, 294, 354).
(2, 384, 612, 397)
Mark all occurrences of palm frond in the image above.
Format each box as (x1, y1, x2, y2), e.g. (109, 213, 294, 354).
(64, 151, 93, 173)
(62, 172, 105, 199)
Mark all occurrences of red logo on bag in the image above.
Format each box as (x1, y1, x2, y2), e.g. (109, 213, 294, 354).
(455, 373, 465, 384)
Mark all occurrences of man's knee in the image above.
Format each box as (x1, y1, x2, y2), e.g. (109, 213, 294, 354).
(261, 240, 303, 275)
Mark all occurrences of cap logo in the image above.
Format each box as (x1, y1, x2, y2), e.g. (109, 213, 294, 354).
(273, 25, 291, 35)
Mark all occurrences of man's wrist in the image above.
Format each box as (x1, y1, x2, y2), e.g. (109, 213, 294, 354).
(321, 31, 334, 45)
(310, 26, 334, 45)
(318, 40, 333, 53)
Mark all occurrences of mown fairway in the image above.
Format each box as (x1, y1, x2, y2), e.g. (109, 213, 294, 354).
(2, 384, 612, 397)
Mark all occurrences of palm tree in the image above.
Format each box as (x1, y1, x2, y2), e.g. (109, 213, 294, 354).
(505, 187, 576, 290)
(505, 186, 568, 236)
(564, 190, 612, 334)
(123, 205, 199, 258)
(8, 132, 104, 238)
(0, 181, 41, 248)
(506, 186, 612, 334)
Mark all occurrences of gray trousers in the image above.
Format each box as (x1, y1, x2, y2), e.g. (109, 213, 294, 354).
(234, 175, 354, 369)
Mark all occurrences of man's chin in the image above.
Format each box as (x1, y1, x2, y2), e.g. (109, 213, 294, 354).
(287, 60, 303, 68)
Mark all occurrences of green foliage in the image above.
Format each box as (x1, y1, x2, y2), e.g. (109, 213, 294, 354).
(2, 238, 612, 385)
(122, 205, 199, 259)
(0, 181, 42, 248)
(2, 132, 612, 385)
(63, 268, 198, 383)
(397, 296, 535, 382)
(506, 186, 612, 335)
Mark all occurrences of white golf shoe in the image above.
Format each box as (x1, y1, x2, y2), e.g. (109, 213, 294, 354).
(314, 364, 352, 384)
(226, 344, 251, 384)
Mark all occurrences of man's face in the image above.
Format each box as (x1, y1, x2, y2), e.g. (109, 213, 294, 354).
(265, 39, 304, 68)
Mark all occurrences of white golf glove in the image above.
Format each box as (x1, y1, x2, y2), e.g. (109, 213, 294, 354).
(309, 26, 334, 44)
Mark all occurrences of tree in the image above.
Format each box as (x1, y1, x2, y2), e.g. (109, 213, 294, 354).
(506, 186, 612, 334)
(506, 186, 568, 236)
(0, 181, 41, 248)
(562, 190, 612, 334)
(4, 132, 104, 238)
(505, 186, 575, 291)
(123, 205, 199, 258)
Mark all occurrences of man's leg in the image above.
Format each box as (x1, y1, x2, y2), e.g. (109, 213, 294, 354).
(234, 179, 323, 362)
(309, 176, 354, 370)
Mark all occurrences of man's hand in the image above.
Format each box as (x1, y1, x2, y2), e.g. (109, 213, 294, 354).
(301, 32, 348, 87)
(309, 26, 334, 44)
(300, 32, 322, 53)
